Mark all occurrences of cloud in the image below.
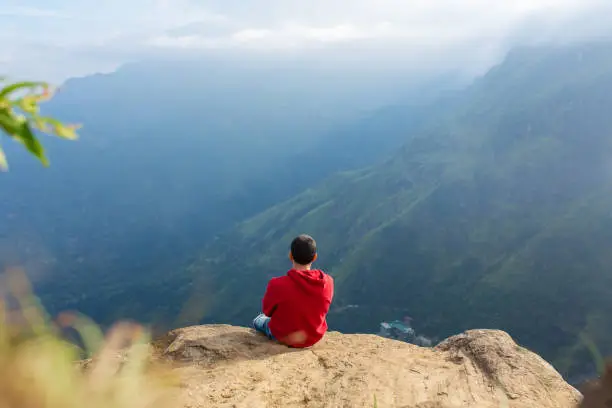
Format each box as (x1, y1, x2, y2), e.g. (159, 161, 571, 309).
(147, 0, 612, 49)
(0, 6, 70, 18)
(147, 23, 400, 50)
(3, 0, 612, 82)
(136, 0, 612, 81)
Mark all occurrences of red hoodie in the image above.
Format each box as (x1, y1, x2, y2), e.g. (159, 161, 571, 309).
(262, 268, 334, 348)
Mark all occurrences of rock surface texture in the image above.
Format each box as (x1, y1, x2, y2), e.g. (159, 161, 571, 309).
(151, 325, 582, 408)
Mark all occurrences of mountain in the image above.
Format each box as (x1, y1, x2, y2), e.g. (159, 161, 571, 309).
(0, 53, 458, 325)
(183, 41, 612, 380)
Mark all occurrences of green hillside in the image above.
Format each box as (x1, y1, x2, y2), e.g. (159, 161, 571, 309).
(3, 54, 455, 326)
(185, 41, 612, 379)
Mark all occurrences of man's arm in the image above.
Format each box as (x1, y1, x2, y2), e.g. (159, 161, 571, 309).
(262, 279, 279, 316)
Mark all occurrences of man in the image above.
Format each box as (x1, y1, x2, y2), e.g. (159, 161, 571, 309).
(252, 234, 334, 348)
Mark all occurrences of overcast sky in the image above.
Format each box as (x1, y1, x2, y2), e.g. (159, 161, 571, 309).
(1, 0, 611, 83)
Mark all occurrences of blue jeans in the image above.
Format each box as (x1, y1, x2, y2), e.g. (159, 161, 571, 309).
(252, 313, 276, 340)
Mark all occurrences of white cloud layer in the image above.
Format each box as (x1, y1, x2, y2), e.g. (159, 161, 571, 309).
(0, 6, 70, 18)
(1, 0, 612, 82)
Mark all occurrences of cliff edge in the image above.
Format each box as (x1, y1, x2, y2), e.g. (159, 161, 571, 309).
(150, 325, 581, 408)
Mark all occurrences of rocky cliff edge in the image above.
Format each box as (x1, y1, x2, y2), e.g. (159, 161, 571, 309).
(145, 325, 582, 408)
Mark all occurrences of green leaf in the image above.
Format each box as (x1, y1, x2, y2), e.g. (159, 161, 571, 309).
(0, 79, 77, 168)
(16, 96, 40, 115)
(55, 126, 78, 140)
(0, 111, 22, 137)
(38, 117, 80, 140)
(0, 146, 7, 171)
(0, 81, 47, 99)
(15, 121, 49, 166)
(32, 116, 51, 133)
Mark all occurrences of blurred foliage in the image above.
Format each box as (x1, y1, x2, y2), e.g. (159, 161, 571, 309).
(0, 268, 178, 408)
(0, 78, 80, 170)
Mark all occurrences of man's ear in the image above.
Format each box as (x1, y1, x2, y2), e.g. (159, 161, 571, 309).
(289, 252, 293, 261)
(313, 253, 318, 262)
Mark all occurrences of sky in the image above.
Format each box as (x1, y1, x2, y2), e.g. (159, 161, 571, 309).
(1, 0, 612, 83)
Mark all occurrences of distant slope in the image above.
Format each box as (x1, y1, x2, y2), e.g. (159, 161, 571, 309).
(185, 41, 612, 380)
(0, 53, 457, 325)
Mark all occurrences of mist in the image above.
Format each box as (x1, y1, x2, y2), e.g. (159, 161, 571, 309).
(3, 0, 612, 83)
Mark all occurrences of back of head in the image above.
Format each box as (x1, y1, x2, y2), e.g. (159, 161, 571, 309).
(291, 235, 317, 266)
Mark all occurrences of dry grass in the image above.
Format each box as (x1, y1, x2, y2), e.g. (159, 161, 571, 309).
(0, 269, 179, 408)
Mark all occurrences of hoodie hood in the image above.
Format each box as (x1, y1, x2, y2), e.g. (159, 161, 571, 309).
(287, 268, 328, 292)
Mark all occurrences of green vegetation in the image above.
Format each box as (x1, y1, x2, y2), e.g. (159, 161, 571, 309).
(0, 78, 79, 170)
(0, 62, 430, 328)
(184, 41, 612, 380)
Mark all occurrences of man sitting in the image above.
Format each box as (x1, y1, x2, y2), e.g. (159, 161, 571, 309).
(253, 234, 334, 348)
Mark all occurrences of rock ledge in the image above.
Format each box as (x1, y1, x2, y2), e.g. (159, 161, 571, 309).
(151, 325, 581, 408)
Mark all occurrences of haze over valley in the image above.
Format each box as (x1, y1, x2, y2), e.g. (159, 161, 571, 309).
(2, 0, 612, 384)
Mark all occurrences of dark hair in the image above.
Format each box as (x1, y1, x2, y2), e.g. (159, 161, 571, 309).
(291, 234, 317, 265)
